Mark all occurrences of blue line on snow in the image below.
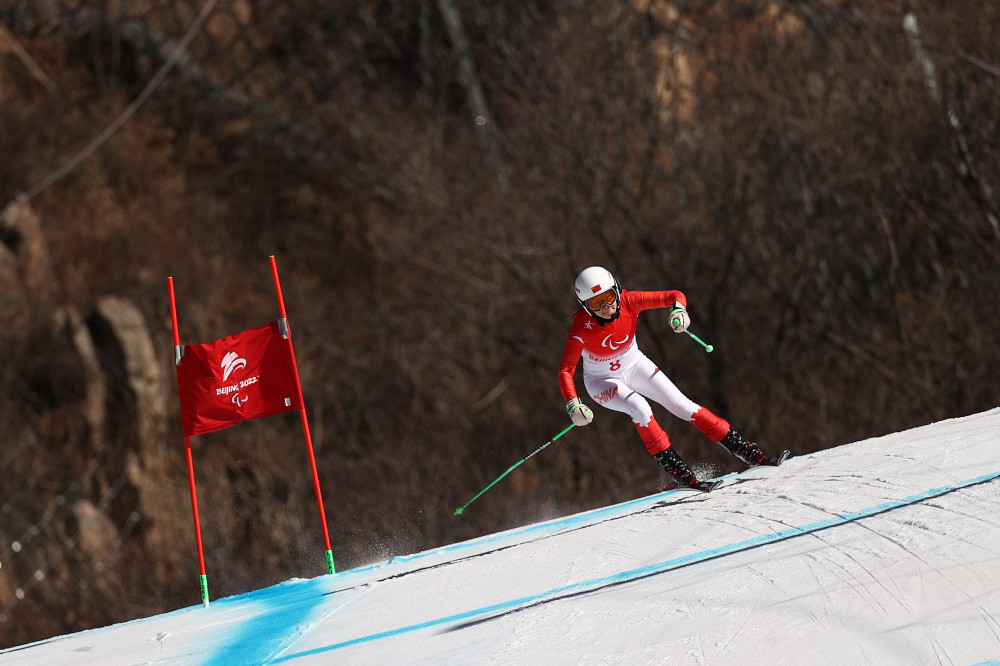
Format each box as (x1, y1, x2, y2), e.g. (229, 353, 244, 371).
(270, 469, 1000, 662)
(201, 578, 330, 666)
(382, 477, 740, 567)
(187, 480, 708, 665)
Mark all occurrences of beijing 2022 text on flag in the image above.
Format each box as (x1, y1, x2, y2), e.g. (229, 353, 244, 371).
(176, 321, 301, 436)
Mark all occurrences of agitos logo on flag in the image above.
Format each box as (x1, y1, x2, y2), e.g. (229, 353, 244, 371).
(175, 320, 301, 436)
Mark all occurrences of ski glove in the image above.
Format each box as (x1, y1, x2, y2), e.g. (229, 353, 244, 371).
(669, 305, 690, 333)
(566, 398, 594, 426)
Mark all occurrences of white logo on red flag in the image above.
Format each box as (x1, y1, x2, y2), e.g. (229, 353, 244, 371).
(175, 321, 301, 437)
(221, 351, 247, 381)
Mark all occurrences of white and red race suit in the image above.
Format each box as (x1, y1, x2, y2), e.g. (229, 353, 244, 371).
(557, 289, 729, 455)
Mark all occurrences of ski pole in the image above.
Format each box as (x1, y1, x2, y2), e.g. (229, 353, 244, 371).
(680, 328, 714, 353)
(454, 424, 575, 515)
(671, 313, 714, 353)
(670, 317, 715, 354)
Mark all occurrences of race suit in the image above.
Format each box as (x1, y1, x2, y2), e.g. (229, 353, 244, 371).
(557, 289, 729, 455)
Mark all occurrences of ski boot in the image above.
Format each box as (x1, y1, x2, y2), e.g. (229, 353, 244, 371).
(719, 427, 788, 468)
(654, 448, 720, 492)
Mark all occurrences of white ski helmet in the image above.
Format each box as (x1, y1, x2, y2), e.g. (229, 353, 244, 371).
(574, 266, 621, 310)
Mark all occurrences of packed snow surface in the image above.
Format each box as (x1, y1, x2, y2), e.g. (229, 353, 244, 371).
(4, 408, 1000, 665)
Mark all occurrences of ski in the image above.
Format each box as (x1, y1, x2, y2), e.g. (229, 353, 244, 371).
(662, 478, 724, 493)
(660, 449, 789, 496)
(741, 449, 790, 471)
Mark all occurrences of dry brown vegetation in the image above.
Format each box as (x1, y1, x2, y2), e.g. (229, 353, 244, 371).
(1, 0, 998, 648)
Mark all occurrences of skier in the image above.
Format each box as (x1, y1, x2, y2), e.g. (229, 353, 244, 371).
(559, 266, 785, 490)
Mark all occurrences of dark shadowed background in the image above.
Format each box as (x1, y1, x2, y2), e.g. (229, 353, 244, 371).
(1, 0, 997, 648)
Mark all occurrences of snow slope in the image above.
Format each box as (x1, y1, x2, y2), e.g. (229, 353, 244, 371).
(4, 408, 1000, 665)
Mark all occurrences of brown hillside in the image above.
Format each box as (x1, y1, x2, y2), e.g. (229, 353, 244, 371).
(1, 0, 997, 647)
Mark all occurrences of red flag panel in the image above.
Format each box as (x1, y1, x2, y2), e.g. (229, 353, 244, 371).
(176, 321, 301, 436)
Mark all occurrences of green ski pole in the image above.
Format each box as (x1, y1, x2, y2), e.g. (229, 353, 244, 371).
(670, 313, 714, 353)
(681, 329, 714, 353)
(686, 330, 714, 352)
(454, 424, 575, 515)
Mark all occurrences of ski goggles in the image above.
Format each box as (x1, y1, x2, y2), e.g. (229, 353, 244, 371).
(585, 290, 617, 310)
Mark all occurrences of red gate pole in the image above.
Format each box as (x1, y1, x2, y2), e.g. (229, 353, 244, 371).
(168, 277, 211, 606)
(268, 256, 335, 574)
